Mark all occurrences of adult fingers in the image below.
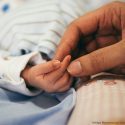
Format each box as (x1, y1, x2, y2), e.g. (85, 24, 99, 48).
(67, 40, 125, 77)
(54, 10, 98, 61)
(54, 22, 81, 61)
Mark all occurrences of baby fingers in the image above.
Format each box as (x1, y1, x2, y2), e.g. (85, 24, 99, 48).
(38, 72, 72, 93)
(32, 60, 61, 75)
(57, 78, 72, 92)
(44, 55, 71, 83)
(53, 72, 72, 92)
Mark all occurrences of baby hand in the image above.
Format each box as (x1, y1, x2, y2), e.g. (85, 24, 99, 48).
(21, 55, 72, 93)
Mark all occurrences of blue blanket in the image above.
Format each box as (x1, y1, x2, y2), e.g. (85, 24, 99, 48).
(0, 88, 76, 125)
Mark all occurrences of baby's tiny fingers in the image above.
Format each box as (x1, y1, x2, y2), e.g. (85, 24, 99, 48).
(53, 72, 72, 91)
(57, 77, 73, 92)
(33, 60, 61, 75)
(60, 55, 71, 72)
(44, 55, 71, 82)
(33, 76, 54, 93)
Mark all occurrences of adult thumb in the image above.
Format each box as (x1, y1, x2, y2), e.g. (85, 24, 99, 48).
(67, 41, 125, 77)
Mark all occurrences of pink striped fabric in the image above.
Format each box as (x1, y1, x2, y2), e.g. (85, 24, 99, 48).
(68, 74, 125, 125)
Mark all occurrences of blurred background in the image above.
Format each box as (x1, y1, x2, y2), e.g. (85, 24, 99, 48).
(0, 0, 125, 17)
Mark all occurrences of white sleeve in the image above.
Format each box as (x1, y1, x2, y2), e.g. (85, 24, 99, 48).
(0, 51, 45, 96)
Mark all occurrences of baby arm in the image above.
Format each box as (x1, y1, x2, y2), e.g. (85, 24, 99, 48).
(21, 55, 72, 93)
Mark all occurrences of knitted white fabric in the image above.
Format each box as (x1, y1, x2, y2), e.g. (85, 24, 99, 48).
(0, 0, 87, 58)
(0, 51, 44, 96)
(0, 0, 87, 95)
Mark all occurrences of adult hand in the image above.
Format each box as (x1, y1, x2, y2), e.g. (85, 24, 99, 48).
(54, 2, 125, 77)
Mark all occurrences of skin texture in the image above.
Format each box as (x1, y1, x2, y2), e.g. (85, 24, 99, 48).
(21, 55, 72, 93)
(54, 2, 125, 77)
(22, 2, 125, 93)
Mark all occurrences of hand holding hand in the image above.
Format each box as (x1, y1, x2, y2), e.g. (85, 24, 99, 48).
(21, 55, 72, 93)
(54, 2, 125, 77)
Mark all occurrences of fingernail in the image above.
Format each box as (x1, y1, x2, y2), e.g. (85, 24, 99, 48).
(64, 55, 71, 62)
(53, 60, 61, 68)
(67, 61, 82, 75)
(67, 55, 71, 61)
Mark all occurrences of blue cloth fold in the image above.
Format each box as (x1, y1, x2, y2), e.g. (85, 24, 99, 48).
(0, 88, 76, 125)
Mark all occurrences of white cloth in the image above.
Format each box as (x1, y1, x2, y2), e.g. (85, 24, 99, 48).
(0, 51, 44, 96)
(0, 0, 87, 58)
(0, 0, 121, 95)
(0, 0, 87, 95)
